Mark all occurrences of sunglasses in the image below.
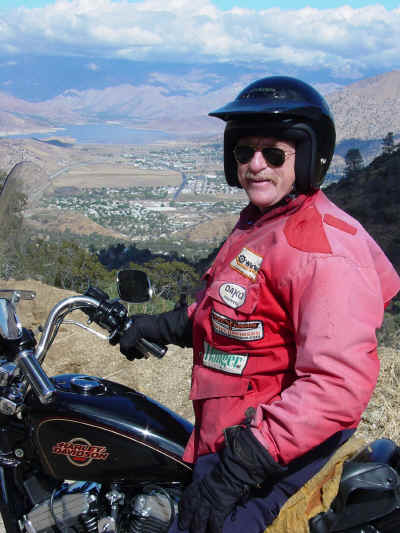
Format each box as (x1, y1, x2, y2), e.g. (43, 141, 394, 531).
(233, 145, 295, 167)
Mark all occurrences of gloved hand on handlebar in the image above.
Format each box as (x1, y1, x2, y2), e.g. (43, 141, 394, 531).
(119, 306, 193, 360)
(178, 425, 286, 533)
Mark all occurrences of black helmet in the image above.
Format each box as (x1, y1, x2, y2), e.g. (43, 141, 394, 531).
(209, 76, 335, 193)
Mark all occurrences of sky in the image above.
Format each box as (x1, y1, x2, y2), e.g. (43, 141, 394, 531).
(1, 0, 400, 89)
(1, 1, 400, 9)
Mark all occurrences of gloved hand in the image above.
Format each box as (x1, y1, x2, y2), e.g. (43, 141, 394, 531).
(119, 306, 192, 360)
(178, 426, 285, 533)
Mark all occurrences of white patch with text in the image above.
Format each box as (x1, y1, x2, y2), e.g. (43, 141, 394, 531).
(219, 283, 246, 309)
(230, 247, 263, 281)
(211, 310, 264, 341)
(202, 341, 248, 375)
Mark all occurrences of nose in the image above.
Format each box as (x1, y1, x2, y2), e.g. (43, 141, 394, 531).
(247, 149, 268, 173)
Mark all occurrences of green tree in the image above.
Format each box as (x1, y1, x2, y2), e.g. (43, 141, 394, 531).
(135, 258, 200, 305)
(382, 132, 395, 155)
(344, 148, 363, 179)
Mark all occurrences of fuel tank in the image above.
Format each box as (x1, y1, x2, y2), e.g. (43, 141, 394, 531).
(29, 374, 193, 483)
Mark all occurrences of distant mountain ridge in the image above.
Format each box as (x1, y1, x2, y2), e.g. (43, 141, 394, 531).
(1, 69, 400, 149)
(327, 70, 400, 143)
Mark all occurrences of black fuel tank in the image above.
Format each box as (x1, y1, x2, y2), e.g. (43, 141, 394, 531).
(29, 375, 193, 483)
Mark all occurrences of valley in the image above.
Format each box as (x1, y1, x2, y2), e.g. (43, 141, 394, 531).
(0, 136, 248, 259)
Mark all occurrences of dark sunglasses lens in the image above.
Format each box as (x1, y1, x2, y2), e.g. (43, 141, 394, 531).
(234, 146, 287, 166)
(234, 146, 255, 163)
(262, 148, 285, 166)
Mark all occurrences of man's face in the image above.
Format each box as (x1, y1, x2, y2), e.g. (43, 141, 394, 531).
(236, 136, 296, 211)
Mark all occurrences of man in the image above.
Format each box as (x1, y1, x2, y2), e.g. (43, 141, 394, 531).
(119, 76, 400, 533)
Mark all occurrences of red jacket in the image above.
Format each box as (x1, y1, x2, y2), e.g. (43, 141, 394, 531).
(183, 191, 400, 465)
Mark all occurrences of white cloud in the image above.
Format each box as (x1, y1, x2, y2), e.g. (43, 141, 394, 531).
(0, 61, 17, 68)
(1, 0, 400, 79)
(87, 62, 100, 71)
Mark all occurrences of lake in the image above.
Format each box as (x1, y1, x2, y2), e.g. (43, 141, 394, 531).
(3, 124, 173, 144)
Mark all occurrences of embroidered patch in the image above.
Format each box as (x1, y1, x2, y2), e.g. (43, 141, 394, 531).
(202, 341, 248, 375)
(211, 310, 264, 341)
(230, 247, 263, 281)
(219, 283, 246, 309)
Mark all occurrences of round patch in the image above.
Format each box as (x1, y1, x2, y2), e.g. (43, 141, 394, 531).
(219, 283, 246, 309)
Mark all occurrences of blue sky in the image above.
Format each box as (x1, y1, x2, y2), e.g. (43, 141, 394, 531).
(2, 0, 400, 9)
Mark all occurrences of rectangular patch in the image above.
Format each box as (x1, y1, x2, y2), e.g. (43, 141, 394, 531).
(323, 214, 357, 235)
(230, 247, 263, 281)
(202, 341, 248, 375)
(211, 310, 264, 341)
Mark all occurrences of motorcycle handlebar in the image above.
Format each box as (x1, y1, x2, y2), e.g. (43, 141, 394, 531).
(36, 294, 167, 364)
(136, 338, 168, 359)
(121, 318, 167, 359)
(16, 349, 55, 404)
(10, 294, 167, 405)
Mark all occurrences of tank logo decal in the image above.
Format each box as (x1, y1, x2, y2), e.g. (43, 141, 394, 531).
(52, 438, 109, 467)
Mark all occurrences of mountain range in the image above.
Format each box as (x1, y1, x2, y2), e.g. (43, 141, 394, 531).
(1, 66, 400, 160)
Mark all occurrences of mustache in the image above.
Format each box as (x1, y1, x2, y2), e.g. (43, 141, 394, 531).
(244, 171, 277, 184)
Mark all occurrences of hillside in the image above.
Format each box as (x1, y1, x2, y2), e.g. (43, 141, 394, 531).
(325, 147, 400, 273)
(28, 208, 129, 240)
(327, 71, 400, 143)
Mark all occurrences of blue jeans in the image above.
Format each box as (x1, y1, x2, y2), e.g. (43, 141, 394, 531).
(169, 429, 354, 533)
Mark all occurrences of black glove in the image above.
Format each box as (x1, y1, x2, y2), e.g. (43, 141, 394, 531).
(119, 306, 193, 360)
(178, 426, 286, 533)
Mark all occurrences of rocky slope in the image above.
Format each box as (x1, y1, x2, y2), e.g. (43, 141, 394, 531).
(327, 70, 400, 143)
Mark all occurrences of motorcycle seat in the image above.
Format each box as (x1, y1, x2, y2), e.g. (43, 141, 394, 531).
(309, 443, 400, 532)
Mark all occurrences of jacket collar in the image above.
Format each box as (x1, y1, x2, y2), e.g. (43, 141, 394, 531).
(237, 191, 319, 228)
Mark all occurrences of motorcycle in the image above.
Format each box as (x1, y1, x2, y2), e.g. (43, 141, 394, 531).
(0, 162, 400, 533)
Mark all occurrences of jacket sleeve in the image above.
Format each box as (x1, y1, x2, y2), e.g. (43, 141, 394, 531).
(250, 255, 391, 466)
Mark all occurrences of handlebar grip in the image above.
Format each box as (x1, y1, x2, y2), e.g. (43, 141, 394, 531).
(121, 318, 168, 359)
(136, 338, 167, 359)
(17, 350, 55, 404)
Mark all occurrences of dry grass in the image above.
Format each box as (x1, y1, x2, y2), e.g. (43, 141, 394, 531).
(357, 345, 400, 443)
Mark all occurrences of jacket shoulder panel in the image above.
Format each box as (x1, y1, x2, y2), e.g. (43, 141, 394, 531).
(283, 204, 332, 253)
(323, 213, 357, 235)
